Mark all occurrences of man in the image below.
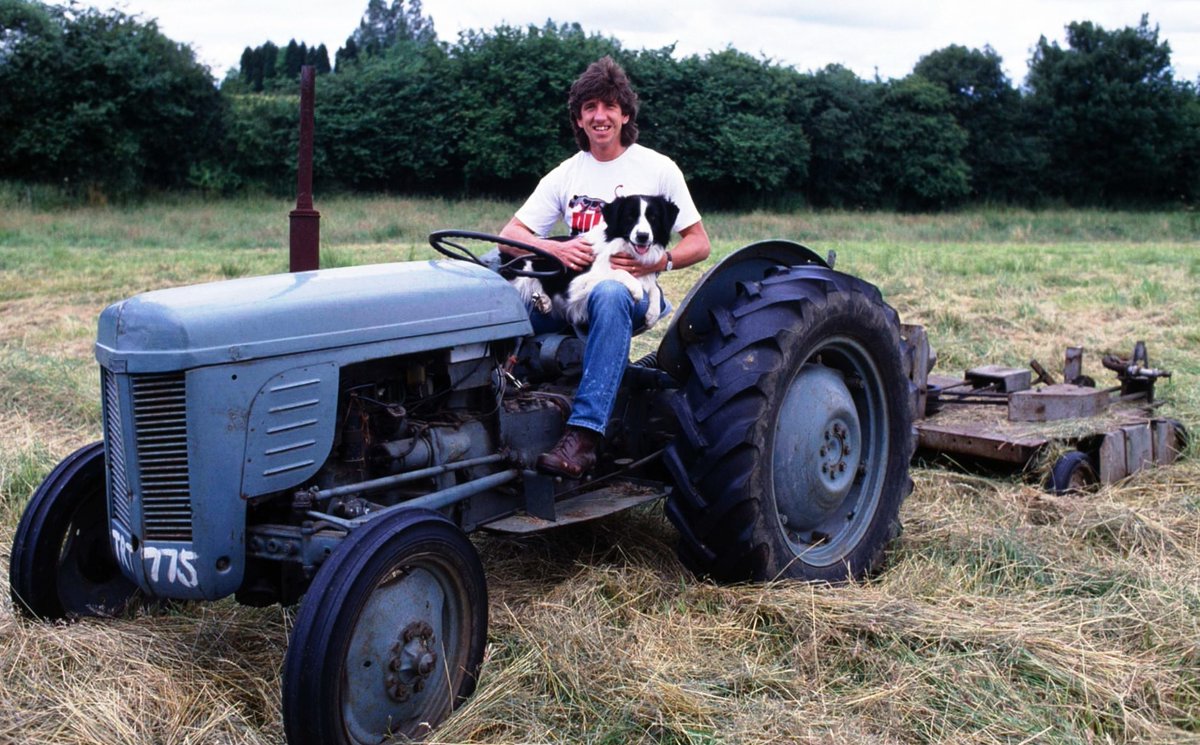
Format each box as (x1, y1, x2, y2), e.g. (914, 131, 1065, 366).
(499, 56, 711, 478)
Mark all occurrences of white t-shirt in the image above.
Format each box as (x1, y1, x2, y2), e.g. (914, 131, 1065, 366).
(515, 144, 702, 238)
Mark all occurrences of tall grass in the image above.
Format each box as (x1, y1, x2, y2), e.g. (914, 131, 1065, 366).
(1, 198, 1197, 744)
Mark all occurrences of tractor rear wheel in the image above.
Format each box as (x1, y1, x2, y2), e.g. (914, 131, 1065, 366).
(664, 265, 914, 583)
(282, 508, 487, 744)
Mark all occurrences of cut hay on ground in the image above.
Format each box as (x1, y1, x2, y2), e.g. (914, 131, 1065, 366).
(2, 206, 1197, 744)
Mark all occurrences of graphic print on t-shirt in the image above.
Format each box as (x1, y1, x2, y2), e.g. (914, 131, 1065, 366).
(568, 194, 606, 235)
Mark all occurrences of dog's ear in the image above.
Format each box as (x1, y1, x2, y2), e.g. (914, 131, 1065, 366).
(652, 198, 680, 245)
(600, 198, 620, 228)
(663, 199, 680, 230)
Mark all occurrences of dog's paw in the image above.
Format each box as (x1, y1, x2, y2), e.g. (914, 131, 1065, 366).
(617, 275, 643, 301)
(532, 292, 552, 315)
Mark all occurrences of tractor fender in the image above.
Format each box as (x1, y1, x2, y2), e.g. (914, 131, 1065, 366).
(657, 239, 829, 381)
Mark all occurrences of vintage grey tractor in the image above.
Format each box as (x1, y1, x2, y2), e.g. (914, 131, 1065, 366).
(9, 231, 914, 743)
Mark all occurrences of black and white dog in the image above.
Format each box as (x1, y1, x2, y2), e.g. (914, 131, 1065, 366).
(505, 194, 679, 331)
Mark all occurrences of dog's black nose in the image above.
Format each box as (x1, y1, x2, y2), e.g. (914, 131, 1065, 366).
(635, 231, 650, 244)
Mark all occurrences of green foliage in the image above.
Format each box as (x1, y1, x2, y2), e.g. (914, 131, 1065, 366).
(223, 93, 298, 192)
(335, 36, 359, 69)
(317, 41, 460, 191)
(631, 49, 809, 201)
(790, 65, 883, 208)
(259, 40, 279, 86)
(334, 0, 435, 67)
(283, 39, 303, 80)
(3, 1, 1199, 209)
(308, 43, 331, 74)
(872, 76, 971, 210)
(0, 0, 222, 196)
(1026, 15, 1199, 204)
(450, 22, 621, 194)
(229, 38, 332, 94)
(914, 45, 1047, 203)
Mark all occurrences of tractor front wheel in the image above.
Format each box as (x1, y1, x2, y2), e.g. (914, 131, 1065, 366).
(10, 441, 140, 620)
(282, 508, 487, 744)
(664, 266, 914, 583)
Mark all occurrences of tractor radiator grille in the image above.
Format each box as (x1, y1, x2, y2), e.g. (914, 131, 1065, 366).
(102, 370, 132, 532)
(131, 374, 193, 541)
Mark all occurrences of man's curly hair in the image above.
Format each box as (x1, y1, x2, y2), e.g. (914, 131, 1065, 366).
(568, 56, 639, 152)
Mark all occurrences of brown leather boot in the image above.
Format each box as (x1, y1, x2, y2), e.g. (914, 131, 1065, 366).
(536, 426, 601, 478)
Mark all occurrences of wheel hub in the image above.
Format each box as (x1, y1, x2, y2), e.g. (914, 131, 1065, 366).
(386, 621, 438, 702)
(818, 420, 858, 498)
(773, 363, 863, 533)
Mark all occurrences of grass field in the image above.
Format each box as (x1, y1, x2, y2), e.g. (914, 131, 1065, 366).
(1, 194, 1198, 744)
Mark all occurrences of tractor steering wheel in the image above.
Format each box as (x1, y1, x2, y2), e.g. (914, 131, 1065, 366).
(428, 230, 567, 279)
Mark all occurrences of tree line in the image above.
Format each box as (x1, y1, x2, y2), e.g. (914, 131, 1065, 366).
(236, 40, 331, 94)
(1, 0, 1197, 209)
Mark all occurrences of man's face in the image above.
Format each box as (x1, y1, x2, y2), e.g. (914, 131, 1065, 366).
(576, 98, 629, 154)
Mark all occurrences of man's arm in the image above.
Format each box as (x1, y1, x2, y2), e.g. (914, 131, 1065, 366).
(610, 220, 711, 277)
(498, 216, 596, 272)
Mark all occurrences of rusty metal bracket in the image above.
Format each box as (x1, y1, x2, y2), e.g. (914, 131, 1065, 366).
(1029, 359, 1056, 386)
(1102, 341, 1171, 402)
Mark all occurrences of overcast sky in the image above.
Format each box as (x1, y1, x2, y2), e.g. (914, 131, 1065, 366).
(77, 0, 1200, 85)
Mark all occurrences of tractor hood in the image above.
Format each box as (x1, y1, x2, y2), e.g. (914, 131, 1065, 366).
(96, 260, 531, 372)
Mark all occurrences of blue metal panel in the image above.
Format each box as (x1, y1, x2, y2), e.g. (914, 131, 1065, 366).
(116, 359, 338, 600)
(242, 363, 339, 496)
(95, 260, 531, 372)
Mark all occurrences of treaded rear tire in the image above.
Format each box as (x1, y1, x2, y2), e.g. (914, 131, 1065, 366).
(663, 265, 914, 583)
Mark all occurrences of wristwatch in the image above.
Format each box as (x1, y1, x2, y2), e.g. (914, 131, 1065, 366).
(664, 253, 673, 272)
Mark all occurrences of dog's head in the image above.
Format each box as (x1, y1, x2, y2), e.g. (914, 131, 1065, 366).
(601, 195, 679, 257)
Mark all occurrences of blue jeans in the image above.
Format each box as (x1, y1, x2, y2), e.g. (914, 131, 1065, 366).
(527, 280, 650, 435)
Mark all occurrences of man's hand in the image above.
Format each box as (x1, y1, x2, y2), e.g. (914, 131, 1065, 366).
(610, 251, 663, 277)
(553, 236, 595, 272)
(499, 216, 594, 271)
